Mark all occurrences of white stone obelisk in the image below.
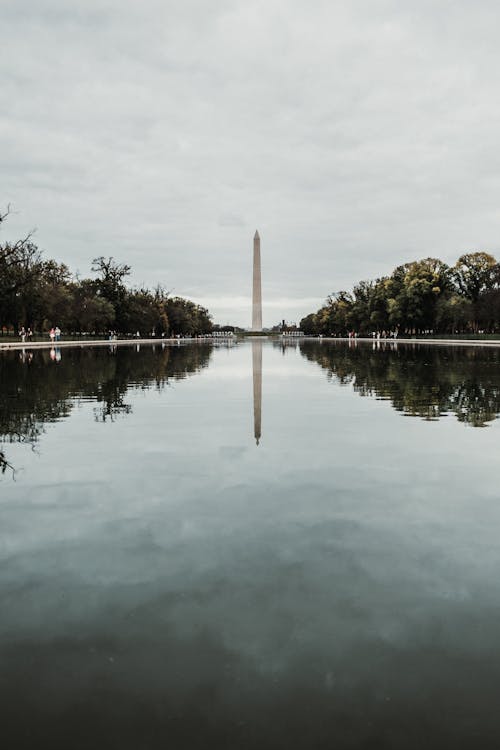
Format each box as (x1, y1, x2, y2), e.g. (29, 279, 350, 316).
(252, 230, 262, 331)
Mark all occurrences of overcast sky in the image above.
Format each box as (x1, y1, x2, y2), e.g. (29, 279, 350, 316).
(2, 0, 500, 326)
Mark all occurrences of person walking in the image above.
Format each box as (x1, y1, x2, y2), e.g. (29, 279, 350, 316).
(55, 326, 61, 342)
(19, 326, 26, 343)
(49, 327, 55, 343)
(27, 327, 33, 342)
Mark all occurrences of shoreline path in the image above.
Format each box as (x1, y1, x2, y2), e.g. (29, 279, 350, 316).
(2, 336, 500, 352)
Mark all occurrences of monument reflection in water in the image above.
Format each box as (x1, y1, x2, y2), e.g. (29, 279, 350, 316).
(252, 339, 262, 445)
(1, 341, 500, 750)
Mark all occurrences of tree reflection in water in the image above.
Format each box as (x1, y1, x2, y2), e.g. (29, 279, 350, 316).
(0, 450, 15, 477)
(300, 340, 500, 427)
(0, 344, 213, 469)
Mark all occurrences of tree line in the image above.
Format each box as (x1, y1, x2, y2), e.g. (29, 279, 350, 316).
(300, 252, 500, 336)
(0, 207, 213, 337)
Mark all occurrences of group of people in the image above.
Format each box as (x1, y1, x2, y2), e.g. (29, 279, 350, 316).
(18, 326, 62, 343)
(49, 327, 62, 342)
(372, 330, 399, 340)
(346, 330, 399, 340)
(18, 326, 33, 343)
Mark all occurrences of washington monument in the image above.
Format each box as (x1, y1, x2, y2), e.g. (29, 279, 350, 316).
(252, 230, 262, 331)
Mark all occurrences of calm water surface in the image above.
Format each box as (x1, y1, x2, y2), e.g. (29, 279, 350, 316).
(1, 340, 500, 749)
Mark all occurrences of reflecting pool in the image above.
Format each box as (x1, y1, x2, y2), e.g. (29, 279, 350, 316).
(1, 340, 500, 749)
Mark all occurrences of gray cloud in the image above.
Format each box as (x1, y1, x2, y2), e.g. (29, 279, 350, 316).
(2, 0, 500, 325)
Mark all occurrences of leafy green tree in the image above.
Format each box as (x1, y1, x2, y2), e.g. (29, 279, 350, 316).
(165, 297, 212, 336)
(435, 294, 472, 333)
(69, 279, 115, 332)
(91, 256, 131, 330)
(454, 252, 498, 302)
(478, 289, 500, 332)
(120, 289, 159, 335)
(34, 261, 74, 330)
(300, 313, 319, 335)
(452, 252, 499, 331)
(0, 232, 43, 330)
